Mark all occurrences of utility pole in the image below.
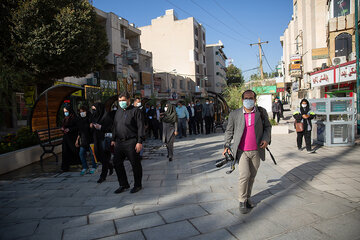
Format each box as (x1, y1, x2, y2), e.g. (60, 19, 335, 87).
(250, 38, 269, 80)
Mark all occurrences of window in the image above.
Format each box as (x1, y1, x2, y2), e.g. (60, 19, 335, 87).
(216, 61, 220, 65)
(194, 27, 198, 36)
(196, 65, 200, 73)
(195, 40, 199, 49)
(294, 2, 297, 20)
(335, 33, 352, 57)
(172, 79, 177, 89)
(203, 32, 205, 41)
(203, 55, 206, 63)
(203, 44, 205, 52)
(204, 68, 207, 75)
(188, 81, 192, 90)
(196, 77, 200, 86)
(180, 80, 184, 89)
(195, 52, 199, 61)
(215, 51, 219, 55)
(331, 0, 351, 18)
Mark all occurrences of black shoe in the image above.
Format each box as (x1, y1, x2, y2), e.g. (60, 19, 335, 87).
(169, 158, 173, 162)
(97, 178, 106, 183)
(109, 167, 114, 176)
(130, 186, 142, 194)
(239, 201, 250, 214)
(246, 199, 255, 208)
(114, 186, 130, 194)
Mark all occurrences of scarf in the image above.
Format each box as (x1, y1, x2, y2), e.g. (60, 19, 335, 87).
(162, 103, 177, 123)
(91, 102, 105, 123)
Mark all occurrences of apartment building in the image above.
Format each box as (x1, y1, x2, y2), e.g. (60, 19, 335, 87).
(280, 0, 328, 108)
(139, 9, 207, 98)
(205, 41, 227, 94)
(61, 8, 153, 97)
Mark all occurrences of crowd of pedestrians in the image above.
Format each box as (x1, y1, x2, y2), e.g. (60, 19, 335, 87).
(60, 94, 219, 193)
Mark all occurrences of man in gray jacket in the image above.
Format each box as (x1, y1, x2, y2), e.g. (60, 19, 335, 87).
(223, 90, 271, 214)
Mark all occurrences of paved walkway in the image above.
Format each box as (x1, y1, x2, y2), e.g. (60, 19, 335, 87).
(0, 129, 360, 239)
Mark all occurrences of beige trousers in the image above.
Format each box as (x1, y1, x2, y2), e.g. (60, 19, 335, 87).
(237, 150, 260, 202)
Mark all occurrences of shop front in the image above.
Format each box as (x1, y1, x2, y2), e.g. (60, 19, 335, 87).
(310, 60, 358, 98)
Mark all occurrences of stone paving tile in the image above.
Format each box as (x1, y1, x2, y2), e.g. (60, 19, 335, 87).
(63, 220, 116, 240)
(199, 199, 239, 214)
(143, 220, 199, 240)
(269, 226, 335, 240)
(114, 212, 165, 234)
(228, 218, 287, 240)
(45, 206, 94, 218)
(158, 193, 198, 206)
(0, 221, 39, 240)
(187, 229, 237, 240)
(190, 211, 241, 233)
(99, 231, 145, 240)
(159, 204, 208, 223)
(89, 206, 134, 223)
(302, 201, 354, 219)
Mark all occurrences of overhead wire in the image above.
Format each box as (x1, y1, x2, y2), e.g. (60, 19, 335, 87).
(163, 0, 248, 45)
(190, 0, 253, 42)
(212, 0, 259, 39)
(260, 45, 275, 73)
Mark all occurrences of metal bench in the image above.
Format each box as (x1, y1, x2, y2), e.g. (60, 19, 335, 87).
(35, 128, 63, 164)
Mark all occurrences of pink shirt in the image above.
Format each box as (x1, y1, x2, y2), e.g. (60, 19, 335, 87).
(238, 111, 258, 151)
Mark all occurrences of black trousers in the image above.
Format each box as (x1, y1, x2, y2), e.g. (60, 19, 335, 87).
(94, 137, 113, 180)
(297, 131, 312, 151)
(188, 117, 196, 135)
(195, 117, 203, 134)
(204, 116, 212, 134)
(113, 138, 142, 187)
(151, 119, 159, 139)
(61, 134, 80, 171)
(273, 112, 280, 123)
(210, 116, 214, 133)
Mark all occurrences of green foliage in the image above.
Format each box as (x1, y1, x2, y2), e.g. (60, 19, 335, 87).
(223, 84, 246, 110)
(269, 119, 278, 126)
(11, 0, 109, 84)
(226, 64, 244, 85)
(0, 127, 38, 154)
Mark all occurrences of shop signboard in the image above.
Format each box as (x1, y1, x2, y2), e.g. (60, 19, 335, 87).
(310, 60, 357, 87)
(252, 85, 276, 94)
(312, 47, 329, 60)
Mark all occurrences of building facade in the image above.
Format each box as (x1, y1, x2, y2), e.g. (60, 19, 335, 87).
(280, 0, 328, 108)
(62, 8, 153, 97)
(139, 9, 207, 97)
(205, 41, 227, 93)
(280, 0, 359, 108)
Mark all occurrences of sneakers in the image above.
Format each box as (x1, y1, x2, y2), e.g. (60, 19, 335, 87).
(80, 169, 88, 176)
(239, 201, 250, 214)
(89, 168, 96, 174)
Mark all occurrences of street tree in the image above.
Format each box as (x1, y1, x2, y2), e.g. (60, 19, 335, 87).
(226, 64, 244, 85)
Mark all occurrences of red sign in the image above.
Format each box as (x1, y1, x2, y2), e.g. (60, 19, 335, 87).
(276, 88, 285, 92)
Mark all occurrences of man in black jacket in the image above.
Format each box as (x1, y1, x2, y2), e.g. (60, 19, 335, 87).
(111, 92, 145, 194)
(194, 100, 203, 134)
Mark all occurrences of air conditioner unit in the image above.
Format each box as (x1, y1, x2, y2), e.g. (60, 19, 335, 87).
(348, 52, 356, 61)
(332, 56, 347, 65)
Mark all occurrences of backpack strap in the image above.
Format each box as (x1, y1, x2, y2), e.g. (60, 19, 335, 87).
(257, 106, 271, 145)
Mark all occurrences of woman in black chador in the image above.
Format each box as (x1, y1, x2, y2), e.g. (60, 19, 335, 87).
(90, 102, 114, 183)
(61, 104, 80, 172)
(161, 103, 178, 161)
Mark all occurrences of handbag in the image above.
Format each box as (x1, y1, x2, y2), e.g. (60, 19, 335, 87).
(294, 121, 304, 132)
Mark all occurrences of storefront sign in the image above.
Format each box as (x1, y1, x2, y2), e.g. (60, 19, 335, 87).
(312, 47, 329, 60)
(310, 60, 357, 87)
(252, 86, 277, 94)
(276, 88, 285, 92)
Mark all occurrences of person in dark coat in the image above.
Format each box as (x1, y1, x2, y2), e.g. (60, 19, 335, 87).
(111, 92, 145, 194)
(202, 99, 214, 134)
(272, 98, 282, 123)
(293, 99, 316, 153)
(75, 106, 97, 175)
(90, 102, 114, 183)
(194, 100, 203, 134)
(161, 103, 178, 161)
(187, 102, 196, 135)
(61, 104, 80, 172)
(147, 105, 159, 139)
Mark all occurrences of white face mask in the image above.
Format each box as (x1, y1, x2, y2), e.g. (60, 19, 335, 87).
(206, 102, 209, 105)
(80, 112, 86, 118)
(136, 102, 141, 107)
(192, 104, 195, 107)
(164, 107, 168, 112)
(301, 104, 307, 108)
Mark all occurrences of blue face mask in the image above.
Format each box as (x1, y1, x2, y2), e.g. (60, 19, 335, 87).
(64, 112, 69, 117)
(243, 99, 255, 109)
(119, 101, 128, 109)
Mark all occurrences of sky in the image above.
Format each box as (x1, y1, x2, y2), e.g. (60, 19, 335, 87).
(92, 0, 293, 81)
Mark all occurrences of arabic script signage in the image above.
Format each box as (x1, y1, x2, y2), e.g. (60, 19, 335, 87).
(310, 60, 357, 88)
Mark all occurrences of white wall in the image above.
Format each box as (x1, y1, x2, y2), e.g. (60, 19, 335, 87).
(257, 94, 273, 113)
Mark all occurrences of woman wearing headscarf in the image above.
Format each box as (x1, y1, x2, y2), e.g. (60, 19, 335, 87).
(61, 104, 80, 171)
(293, 99, 316, 153)
(161, 103, 178, 161)
(90, 102, 114, 183)
(75, 105, 97, 175)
